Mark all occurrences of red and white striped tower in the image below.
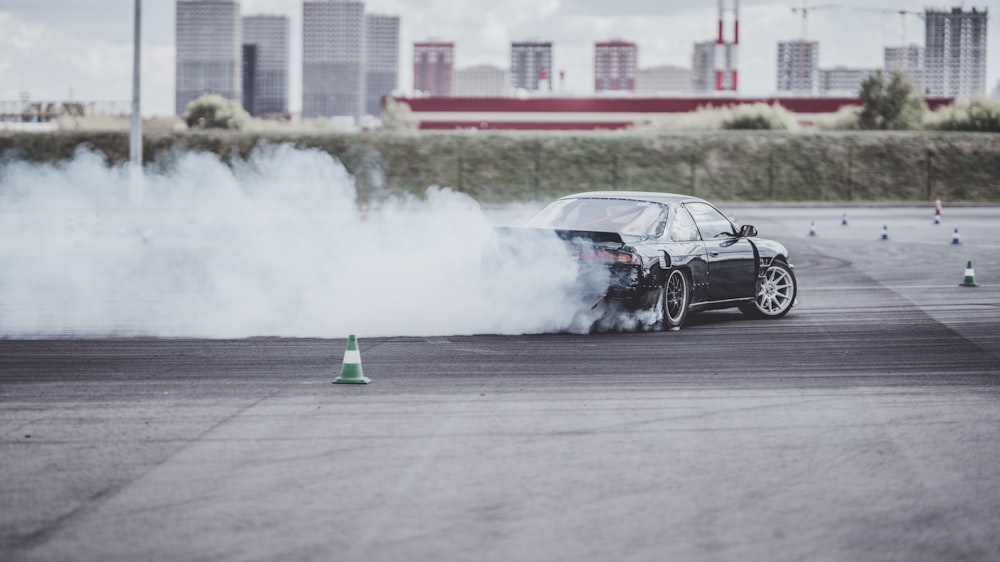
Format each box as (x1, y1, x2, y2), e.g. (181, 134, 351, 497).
(714, 0, 739, 92)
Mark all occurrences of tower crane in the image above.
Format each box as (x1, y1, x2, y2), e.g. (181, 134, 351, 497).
(791, 1, 841, 40)
(854, 7, 923, 45)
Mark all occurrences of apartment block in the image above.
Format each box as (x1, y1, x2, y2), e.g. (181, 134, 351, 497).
(884, 45, 925, 93)
(818, 67, 881, 95)
(242, 14, 289, 116)
(510, 41, 553, 91)
(594, 40, 637, 93)
(413, 42, 454, 96)
(776, 40, 818, 95)
(366, 14, 399, 115)
(691, 41, 716, 93)
(924, 7, 988, 98)
(302, 0, 365, 119)
(175, 0, 241, 115)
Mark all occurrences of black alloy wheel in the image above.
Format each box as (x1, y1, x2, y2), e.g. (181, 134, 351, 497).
(662, 269, 690, 330)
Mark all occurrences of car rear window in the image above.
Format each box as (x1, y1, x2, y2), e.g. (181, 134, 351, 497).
(527, 198, 667, 236)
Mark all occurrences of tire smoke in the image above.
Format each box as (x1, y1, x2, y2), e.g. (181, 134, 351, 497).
(0, 144, 602, 338)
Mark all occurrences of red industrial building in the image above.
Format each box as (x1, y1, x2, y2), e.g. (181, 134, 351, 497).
(387, 96, 956, 131)
(413, 42, 455, 96)
(594, 41, 638, 93)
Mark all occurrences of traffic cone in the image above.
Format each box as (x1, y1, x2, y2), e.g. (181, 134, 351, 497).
(959, 261, 979, 287)
(951, 228, 961, 245)
(880, 225, 889, 241)
(809, 221, 816, 237)
(334, 334, 370, 384)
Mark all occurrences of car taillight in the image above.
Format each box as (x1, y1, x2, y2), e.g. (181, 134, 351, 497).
(580, 249, 640, 265)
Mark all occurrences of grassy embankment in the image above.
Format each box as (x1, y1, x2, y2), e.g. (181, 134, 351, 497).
(1, 130, 998, 203)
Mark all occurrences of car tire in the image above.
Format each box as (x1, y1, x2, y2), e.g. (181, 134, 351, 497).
(741, 260, 797, 319)
(662, 269, 690, 330)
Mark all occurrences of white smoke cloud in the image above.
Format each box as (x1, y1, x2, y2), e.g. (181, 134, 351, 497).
(0, 144, 607, 338)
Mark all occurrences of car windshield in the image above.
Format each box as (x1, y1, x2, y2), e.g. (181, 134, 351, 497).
(526, 198, 668, 237)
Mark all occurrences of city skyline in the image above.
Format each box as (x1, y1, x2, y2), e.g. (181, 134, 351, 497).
(0, 0, 997, 117)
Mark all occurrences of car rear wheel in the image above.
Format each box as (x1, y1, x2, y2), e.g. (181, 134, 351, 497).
(662, 269, 690, 330)
(741, 260, 797, 318)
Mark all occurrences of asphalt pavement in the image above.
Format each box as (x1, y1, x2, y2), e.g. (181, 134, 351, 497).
(2, 205, 999, 562)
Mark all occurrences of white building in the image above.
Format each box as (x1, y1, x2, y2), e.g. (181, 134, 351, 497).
(884, 45, 925, 93)
(242, 15, 289, 117)
(818, 67, 880, 96)
(594, 40, 637, 93)
(776, 40, 819, 95)
(924, 7, 989, 99)
(366, 14, 399, 116)
(175, 0, 242, 116)
(510, 41, 553, 92)
(691, 41, 716, 93)
(637, 65, 693, 94)
(303, 0, 365, 119)
(454, 65, 507, 97)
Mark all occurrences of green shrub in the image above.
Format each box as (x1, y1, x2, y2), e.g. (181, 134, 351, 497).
(858, 71, 925, 130)
(722, 102, 799, 130)
(184, 94, 250, 130)
(924, 96, 1000, 132)
(638, 102, 798, 131)
(817, 105, 862, 130)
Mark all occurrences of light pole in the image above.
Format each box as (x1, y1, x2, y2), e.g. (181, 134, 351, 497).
(129, 0, 143, 206)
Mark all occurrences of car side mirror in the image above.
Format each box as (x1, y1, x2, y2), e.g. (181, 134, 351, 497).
(740, 224, 757, 238)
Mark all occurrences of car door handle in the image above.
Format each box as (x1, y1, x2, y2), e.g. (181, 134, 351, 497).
(710, 251, 719, 257)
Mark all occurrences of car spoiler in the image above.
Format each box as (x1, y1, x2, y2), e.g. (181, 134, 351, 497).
(494, 226, 624, 245)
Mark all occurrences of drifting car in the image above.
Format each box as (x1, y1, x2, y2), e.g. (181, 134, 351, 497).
(517, 191, 798, 330)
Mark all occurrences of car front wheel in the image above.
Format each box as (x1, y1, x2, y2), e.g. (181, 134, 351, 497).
(741, 260, 797, 318)
(662, 269, 690, 330)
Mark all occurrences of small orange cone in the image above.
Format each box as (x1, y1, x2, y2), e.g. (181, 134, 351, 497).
(334, 335, 370, 384)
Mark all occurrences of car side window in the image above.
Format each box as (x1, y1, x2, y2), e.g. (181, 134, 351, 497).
(669, 204, 701, 241)
(685, 202, 736, 240)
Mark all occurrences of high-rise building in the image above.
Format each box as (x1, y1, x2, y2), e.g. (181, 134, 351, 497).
(242, 44, 258, 115)
(454, 65, 507, 97)
(510, 41, 553, 91)
(818, 67, 880, 95)
(924, 7, 988, 98)
(175, 0, 242, 116)
(884, 45, 924, 93)
(303, 0, 365, 119)
(636, 65, 693, 94)
(594, 40, 637, 93)
(413, 42, 454, 96)
(691, 41, 717, 93)
(776, 40, 819, 95)
(242, 14, 289, 117)
(366, 14, 399, 116)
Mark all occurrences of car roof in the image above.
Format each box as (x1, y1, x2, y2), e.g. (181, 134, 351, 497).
(557, 191, 708, 206)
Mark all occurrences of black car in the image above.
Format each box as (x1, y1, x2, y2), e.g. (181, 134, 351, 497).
(514, 191, 797, 331)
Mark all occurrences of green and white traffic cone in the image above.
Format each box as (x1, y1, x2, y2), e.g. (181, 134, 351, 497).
(959, 261, 979, 287)
(334, 334, 370, 384)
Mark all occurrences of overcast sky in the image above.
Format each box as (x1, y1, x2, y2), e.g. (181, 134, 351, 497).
(0, 0, 997, 116)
